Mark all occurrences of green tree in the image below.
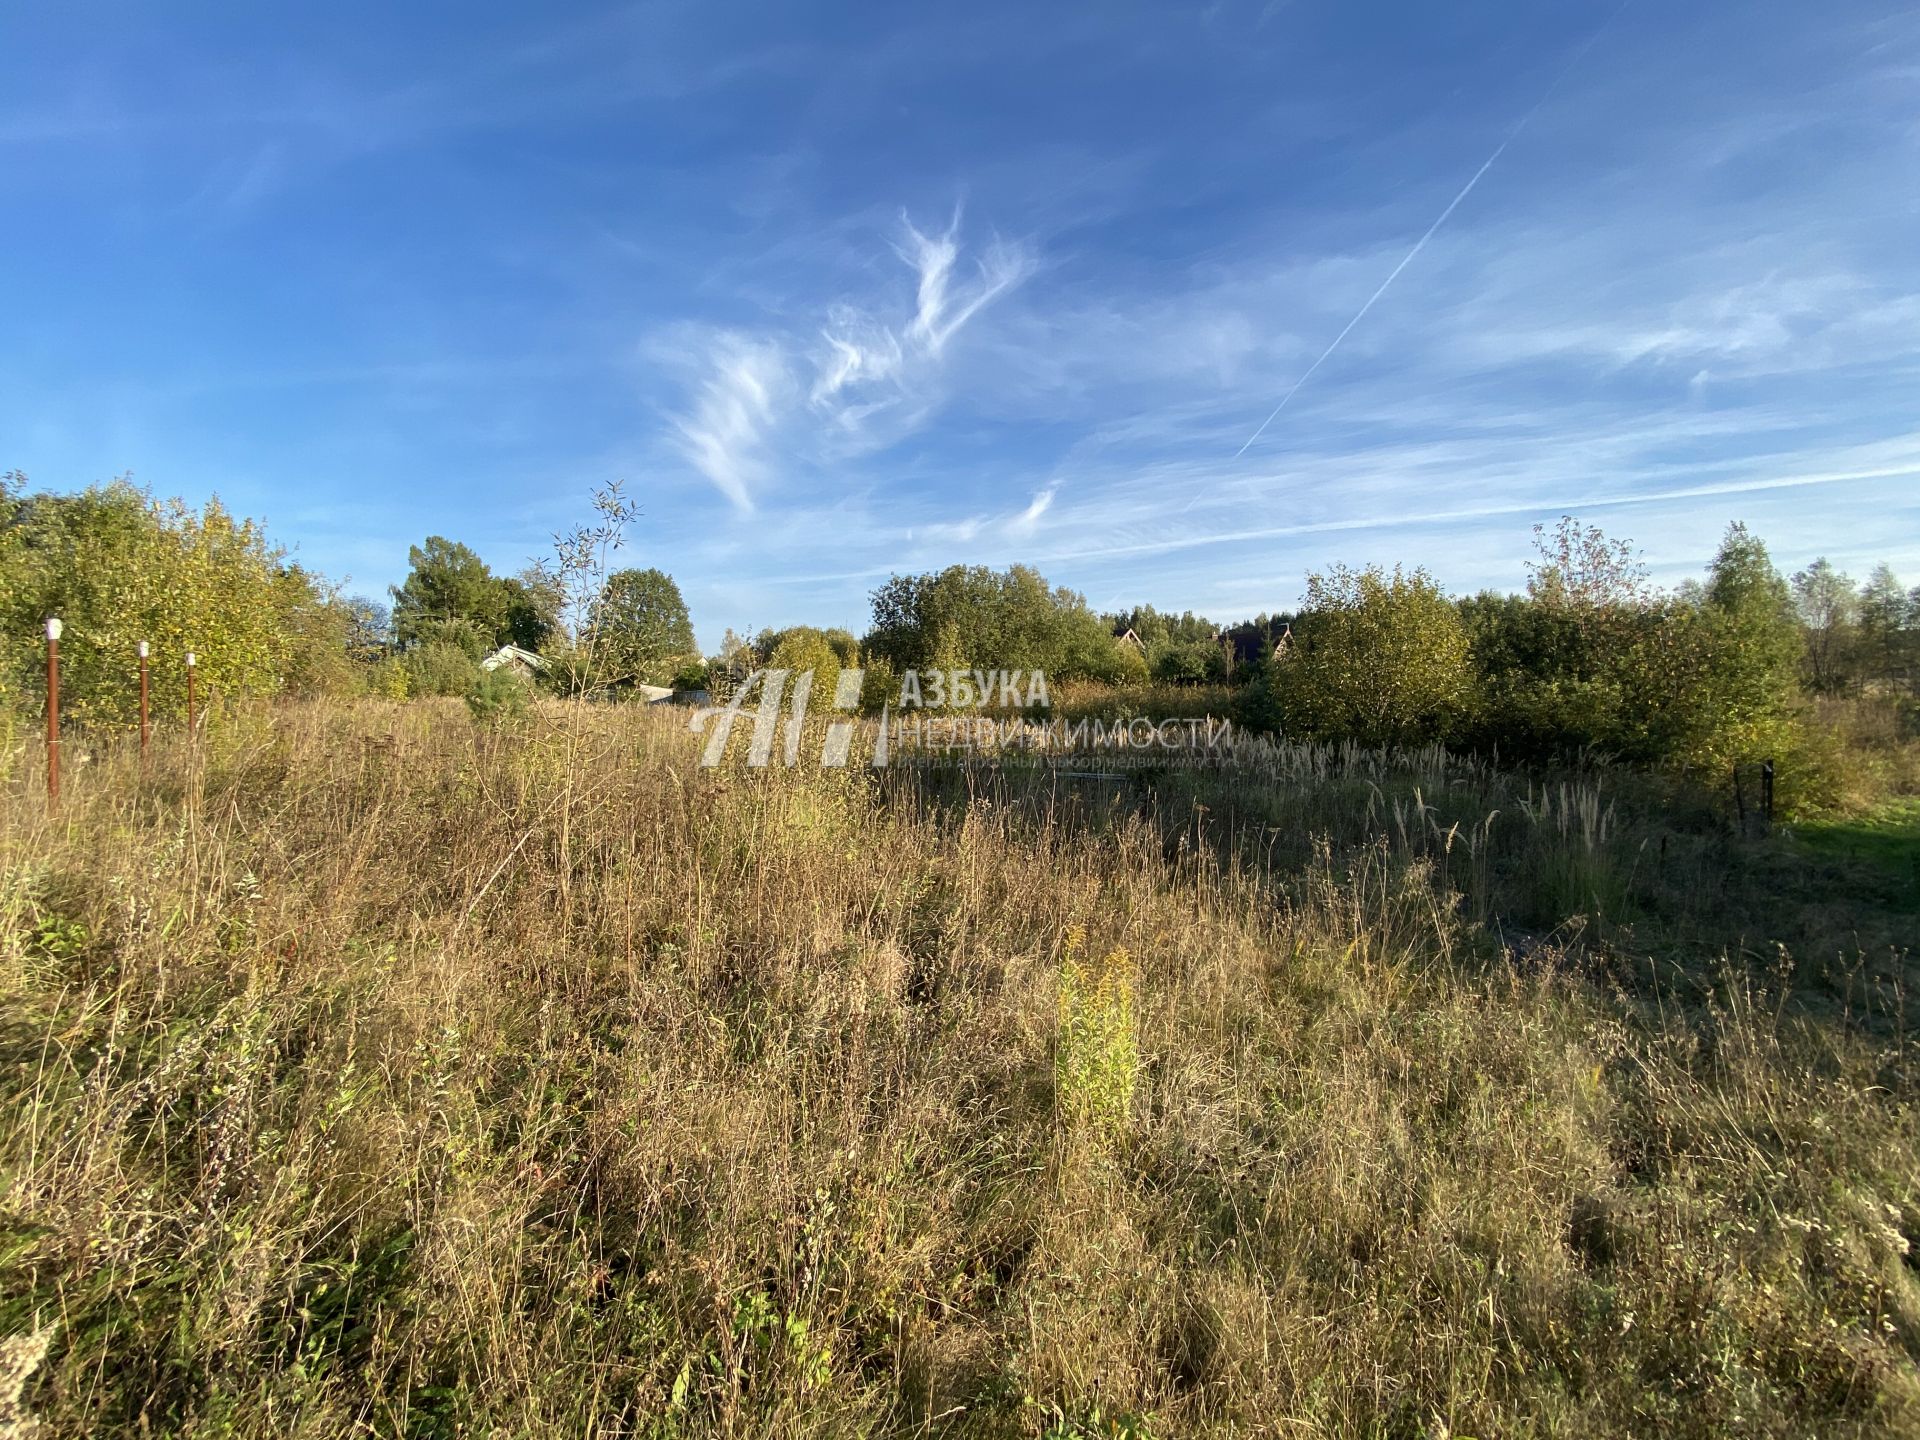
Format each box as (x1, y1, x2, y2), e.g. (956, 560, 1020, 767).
(1527, 516, 1649, 612)
(768, 628, 843, 715)
(1789, 557, 1858, 694)
(340, 596, 392, 665)
(1680, 522, 1803, 774)
(1276, 564, 1472, 747)
(390, 537, 505, 653)
(1105, 604, 1217, 656)
(0, 478, 332, 727)
(499, 569, 563, 653)
(866, 564, 1129, 682)
(0, 471, 29, 719)
(821, 627, 861, 666)
(1858, 564, 1910, 686)
(1459, 520, 1695, 764)
(1151, 637, 1227, 686)
(592, 567, 695, 688)
(275, 562, 362, 699)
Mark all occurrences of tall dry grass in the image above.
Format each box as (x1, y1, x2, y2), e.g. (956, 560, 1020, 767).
(0, 700, 1915, 1437)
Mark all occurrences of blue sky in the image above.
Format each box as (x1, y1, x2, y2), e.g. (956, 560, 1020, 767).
(4, 1, 1918, 648)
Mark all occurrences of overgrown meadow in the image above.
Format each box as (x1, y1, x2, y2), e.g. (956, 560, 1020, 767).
(2, 699, 1916, 1438)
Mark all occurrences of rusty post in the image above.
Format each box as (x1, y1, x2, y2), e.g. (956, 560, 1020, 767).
(186, 651, 197, 738)
(45, 617, 62, 804)
(138, 640, 150, 758)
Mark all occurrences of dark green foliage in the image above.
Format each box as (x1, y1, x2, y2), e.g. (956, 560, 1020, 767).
(499, 572, 564, 653)
(1150, 637, 1227, 686)
(591, 567, 696, 688)
(390, 537, 507, 649)
(465, 665, 530, 723)
(1451, 521, 1809, 791)
(821, 627, 861, 665)
(670, 658, 711, 692)
(1104, 604, 1216, 650)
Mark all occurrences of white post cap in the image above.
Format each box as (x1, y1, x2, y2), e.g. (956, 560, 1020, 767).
(185, 651, 196, 667)
(45, 617, 62, 641)
(138, 640, 149, 658)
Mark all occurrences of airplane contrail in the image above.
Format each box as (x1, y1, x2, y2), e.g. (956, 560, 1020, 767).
(1231, 1, 1632, 462)
(1231, 147, 1509, 458)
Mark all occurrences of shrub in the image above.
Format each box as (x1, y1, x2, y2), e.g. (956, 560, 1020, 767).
(1055, 925, 1137, 1145)
(368, 656, 411, 701)
(857, 655, 898, 714)
(1105, 637, 1151, 687)
(768, 629, 842, 715)
(0, 478, 349, 727)
(1278, 564, 1473, 747)
(405, 641, 481, 698)
(1150, 638, 1226, 686)
(465, 666, 530, 724)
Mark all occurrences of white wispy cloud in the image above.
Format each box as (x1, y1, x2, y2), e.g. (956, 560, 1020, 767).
(663, 208, 1035, 506)
(1006, 484, 1056, 538)
(898, 209, 1034, 355)
(667, 333, 788, 513)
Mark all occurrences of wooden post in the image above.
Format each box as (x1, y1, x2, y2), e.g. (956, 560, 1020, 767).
(45, 617, 62, 804)
(138, 640, 150, 757)
(1762, 759, 1774, 824)
(186, 651, 197, 737)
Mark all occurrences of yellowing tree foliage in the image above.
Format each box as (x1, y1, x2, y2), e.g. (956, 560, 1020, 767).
(1277, 564, 1473, 747)
(1, 477, 347, 728)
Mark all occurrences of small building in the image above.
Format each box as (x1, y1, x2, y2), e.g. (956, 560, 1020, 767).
(479, 645, 549, 680)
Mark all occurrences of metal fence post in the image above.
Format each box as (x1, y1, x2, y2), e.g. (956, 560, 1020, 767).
(138, 640, 150, 757)
(186, 651, 197, 737)
(45, 617, 62, 804)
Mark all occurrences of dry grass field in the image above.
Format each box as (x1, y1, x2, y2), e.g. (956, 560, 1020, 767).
(2, 701, 1917, 1437)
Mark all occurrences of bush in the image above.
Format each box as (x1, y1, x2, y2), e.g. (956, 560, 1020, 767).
(768, 630, 843, 713)
(465, 666, 530, 724)
(368, 657, 411, 701)
(0, 478, 350, 727)
(1278, 564, 1473, 747)
(858, 656, 899, 714)
(1151, 638, 1226, 686)
(405, 641, 481, 698)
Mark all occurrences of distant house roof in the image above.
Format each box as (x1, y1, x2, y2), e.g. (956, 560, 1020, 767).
(480, 644, 549, 674)
(1115, 627, 1146, 652)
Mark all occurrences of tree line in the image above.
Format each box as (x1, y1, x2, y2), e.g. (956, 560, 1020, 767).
(0, 473, 704, 719)
(6, 470, 1917, 812)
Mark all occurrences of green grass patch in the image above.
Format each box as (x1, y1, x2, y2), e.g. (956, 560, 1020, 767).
(1789, 795, 1920, 910)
